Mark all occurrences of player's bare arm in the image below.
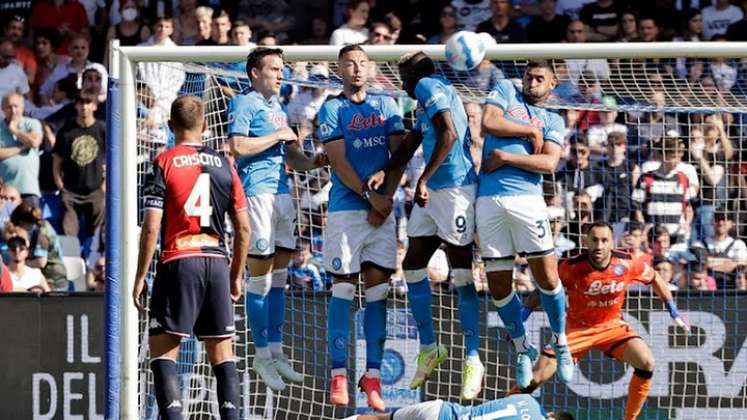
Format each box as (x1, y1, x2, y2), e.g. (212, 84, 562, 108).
(649, 271, 690, 334)
(414, 111, 458, 207)
(483, 138, 561, 174)
(132, 208, 163, 312)
(285, 141, 328, 171)
(369, 130, 423, 191)
(228, 126, 297, 157)
(482, 104, 543, 154)
(324, 138, 392, 218)
(228, 209, 251, 302)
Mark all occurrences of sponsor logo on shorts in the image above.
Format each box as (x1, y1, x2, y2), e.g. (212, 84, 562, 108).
(613, 264, 626, 276)
(226, 325, 235, 332)
(256, 238, 269, 252)
(221, 402, 237, 410)
(333, 336, 346, 350)
(166, 400, 182, 409)
(332, 257, 342, 271)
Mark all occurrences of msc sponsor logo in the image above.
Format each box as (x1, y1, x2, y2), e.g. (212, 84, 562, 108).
(352, 136, 387, 149)
(347, 112, 385, 131)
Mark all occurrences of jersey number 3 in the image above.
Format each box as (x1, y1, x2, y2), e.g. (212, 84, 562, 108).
(184, 173, 214, 227)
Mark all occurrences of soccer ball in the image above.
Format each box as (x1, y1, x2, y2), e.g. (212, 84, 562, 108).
(445, 31, 487, 72)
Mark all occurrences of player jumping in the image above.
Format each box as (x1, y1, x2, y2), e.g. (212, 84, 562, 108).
(227, 47, 325, 391)
(515, 221, 689, 420)
(342, 393, 574, 420)
(373, 51, 482, 399)
(133, 95, 252, 420)
(317, 44, 406, 412)
(478, 61, 572, 388)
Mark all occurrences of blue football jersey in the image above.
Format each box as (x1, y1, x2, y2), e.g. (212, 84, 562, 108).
(227, 90, 290, 197)
(479, 79, 565, 197)
(316, 93, 405, 212)
(412, 75, 476, 190)
(439, 394, 547, 420)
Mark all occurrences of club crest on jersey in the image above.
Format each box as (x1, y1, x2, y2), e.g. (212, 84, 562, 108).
(613, 264, 626, 276)
(333, 336, 346, 350)
(227, 112, 236, 124)
(319, 123, 333, 137)
(332, 257, 342, 271)
(347, 112, 385, 131)
(256, 238, 269, 252)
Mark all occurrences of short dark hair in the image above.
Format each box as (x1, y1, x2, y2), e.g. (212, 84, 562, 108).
(10, 202, 43, 226)
(626, 220, 644, 234)
(526, 60, 555, 74)
(75, 87, 98, 104)
(213, 9, 230, 20)
(246, 47, 283, 79)
(233, 19, 250, 29)
(169, 95, 204, 131)
(34, 28, 60, 48)
(347, 0, 368, 12)
(338, 43, 366, 60)
(154, 14, 174, 25)
(397, 51, 435, 78)
(585, 221, 614, 235)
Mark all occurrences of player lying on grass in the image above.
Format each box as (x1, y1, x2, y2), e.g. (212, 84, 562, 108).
(370, 50, 482, 399)
(342, 393, 575, 420)
(477, 60, 572, 388)
(514, 221, 689, 420)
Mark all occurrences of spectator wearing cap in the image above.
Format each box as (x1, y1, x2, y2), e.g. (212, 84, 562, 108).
(7, 233, 50, 293)
(579, 0, 623, 41)
(4, 16, 36, 86)
(29, 0, 90, 55)
(52, 88, 106, 240)
(0, 93, 42, 208)
(586, 96, 628, 157)
(9, 202, 67, 290)
(427, 5, 458, 44)
(287, 65, 329, 127)
(726, 0, 747, 40)
(563, 20, 610, 85)
(38, 35, 108, 107)
(691, 212, 747, 289)
(0, 39, 29, 101)
(594, 132, 640, 227)
(32, 30, 70, 104)
(475, 0, 526, 43)
(702, 0, 743, 40)
(330, 0, 370, 45)
(526, 0, 571, 43)
(633, 137, 695, 242)
(198, 9, 231, 46)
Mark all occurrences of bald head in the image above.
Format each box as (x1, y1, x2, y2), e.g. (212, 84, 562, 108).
(169, 95, 205, 135)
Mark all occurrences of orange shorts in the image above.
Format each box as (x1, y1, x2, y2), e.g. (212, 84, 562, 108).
(542, 322, 640, 363)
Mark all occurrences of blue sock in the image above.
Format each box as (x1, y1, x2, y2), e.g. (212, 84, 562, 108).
(245, 292, 268, 349)
(539, 285, 567, 338)
(406, 277, 436, 346)
(267, 287, 285, 346)
(213, 360, 239, 420)
(456, 283, 480, 357)
(364, 299, 387, 370)
(494, 292, 526, 339)
(327, 295, 353, 370)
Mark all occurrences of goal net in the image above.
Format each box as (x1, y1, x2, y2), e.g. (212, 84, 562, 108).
(110, 44, 747, 420)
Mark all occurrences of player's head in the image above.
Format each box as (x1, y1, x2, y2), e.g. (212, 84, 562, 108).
(168, 95, 206, 140)
(547, 412, 575, 420)
(246, 47, 284, 96)
(523, 60, 557, 105)
(585, 221, 614, 267)
(397, 51, 435, 99)
(338, 44, 369, 90)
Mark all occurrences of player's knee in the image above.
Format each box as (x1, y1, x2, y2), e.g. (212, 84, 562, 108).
(636, 356, 656, 373)
(246, 273, 272, 296)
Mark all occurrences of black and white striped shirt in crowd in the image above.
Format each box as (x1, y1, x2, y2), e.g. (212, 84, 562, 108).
(631, 170, 693, 236)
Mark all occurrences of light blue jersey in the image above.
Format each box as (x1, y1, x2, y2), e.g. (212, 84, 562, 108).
(227, 90, 290, 197)
(316, 93, 405, 212)
(439, 394, 547, 420)
(412, 75, 476, 190)
(479, 79, 565, 197)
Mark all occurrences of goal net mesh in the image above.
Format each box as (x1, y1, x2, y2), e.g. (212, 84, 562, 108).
(132, 55, 747, 419)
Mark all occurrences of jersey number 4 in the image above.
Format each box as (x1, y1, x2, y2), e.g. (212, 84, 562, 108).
(184, 173, 214, 227)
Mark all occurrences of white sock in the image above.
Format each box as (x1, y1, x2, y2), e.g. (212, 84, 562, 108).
(256, 346, 271, 359)
(331, 367, 347, 378)
(269, 342, 282, 357)
(366, 368, 381, 378)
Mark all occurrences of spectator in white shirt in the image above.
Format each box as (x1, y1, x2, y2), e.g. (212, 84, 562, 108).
(586, 96, 628, 157)
(691, 212, 747, 289)
(287, 64, 329, 127)
(7, 234, 50, 293)
(0, 39, 29, 100)
(564, 20, 610, 84)
(702, 0, 743, 40)
(330, 0, 370, 45)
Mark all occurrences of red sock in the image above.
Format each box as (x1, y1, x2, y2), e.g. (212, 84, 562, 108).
(625, 369, 653, 420)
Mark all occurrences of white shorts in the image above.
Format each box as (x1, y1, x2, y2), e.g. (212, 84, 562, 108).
(323, 210, 396, 275)
(407, 184, 475, 246)
(247, 193, 297, 256)
(476, 194, 554, 260)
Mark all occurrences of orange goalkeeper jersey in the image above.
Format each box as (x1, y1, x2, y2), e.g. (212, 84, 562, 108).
(559, 250, 656, 328)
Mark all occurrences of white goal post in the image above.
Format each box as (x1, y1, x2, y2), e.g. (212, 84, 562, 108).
(107, 42, 747, 420)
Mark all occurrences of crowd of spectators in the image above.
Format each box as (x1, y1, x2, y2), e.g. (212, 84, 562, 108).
(2, 0, 747, 294)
